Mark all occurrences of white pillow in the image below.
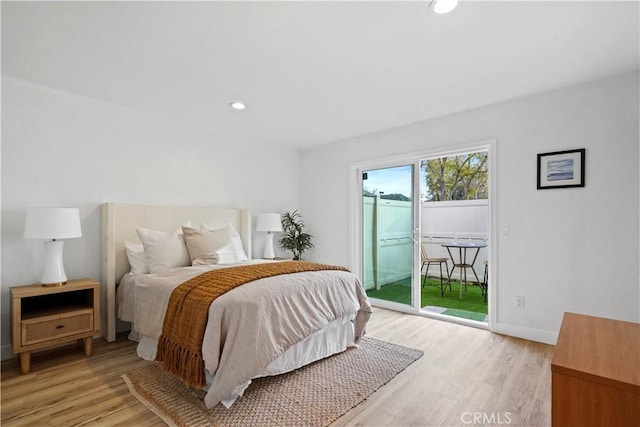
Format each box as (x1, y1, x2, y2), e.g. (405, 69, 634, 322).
(124, 242, 149, 275)
(201, 223, 249, 261)
(136, 226, 191, 273)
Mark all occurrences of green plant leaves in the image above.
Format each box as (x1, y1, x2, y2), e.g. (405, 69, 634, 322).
(278, 210, 314, 260)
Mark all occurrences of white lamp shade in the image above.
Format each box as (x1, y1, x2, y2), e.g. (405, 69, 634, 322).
(24, 207, 82, 240)
(256, 213, 282, 232)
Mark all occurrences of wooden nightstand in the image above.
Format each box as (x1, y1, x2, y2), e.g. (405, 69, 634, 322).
(10, 278, 100, 374)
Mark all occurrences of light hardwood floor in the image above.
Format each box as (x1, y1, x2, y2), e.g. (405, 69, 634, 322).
(1, 308, 553, 426)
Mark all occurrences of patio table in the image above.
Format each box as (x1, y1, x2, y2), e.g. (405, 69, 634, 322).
(441, 241, 487, 299)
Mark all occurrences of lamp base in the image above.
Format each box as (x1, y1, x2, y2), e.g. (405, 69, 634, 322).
(40, 240, 69, 286)
(42, 281, 68, 287)
(263, 232, 276, 260)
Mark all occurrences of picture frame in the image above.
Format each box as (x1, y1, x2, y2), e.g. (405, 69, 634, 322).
(537, 148, 585, 189)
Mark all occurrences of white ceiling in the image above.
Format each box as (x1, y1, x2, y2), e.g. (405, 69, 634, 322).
(2, 1, 639, 149)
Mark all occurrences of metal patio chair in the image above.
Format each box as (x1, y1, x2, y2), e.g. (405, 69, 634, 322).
(420, 244, 450, 296)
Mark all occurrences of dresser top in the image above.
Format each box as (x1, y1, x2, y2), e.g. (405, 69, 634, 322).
(552, 312, 640, 392)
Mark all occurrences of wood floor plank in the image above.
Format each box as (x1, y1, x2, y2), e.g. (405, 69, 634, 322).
(1, 309, 553, 426)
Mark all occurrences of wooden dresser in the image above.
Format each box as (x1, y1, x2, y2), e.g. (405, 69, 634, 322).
(551, 312, 640, 426)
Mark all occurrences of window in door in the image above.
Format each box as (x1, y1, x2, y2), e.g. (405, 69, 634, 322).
(361, 164, 416, 309)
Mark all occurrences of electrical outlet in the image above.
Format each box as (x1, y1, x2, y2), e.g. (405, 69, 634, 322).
(500, 227, 509, 239)
(516, 296, 524, 309)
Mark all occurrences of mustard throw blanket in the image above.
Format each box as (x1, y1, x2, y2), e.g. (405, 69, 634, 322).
(155, 261, 349, 388)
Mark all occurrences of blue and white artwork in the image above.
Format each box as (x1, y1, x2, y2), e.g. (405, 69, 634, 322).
(546, 158, 574, 181)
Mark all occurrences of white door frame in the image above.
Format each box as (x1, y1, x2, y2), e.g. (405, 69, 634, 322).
(349, 139, 497, 330)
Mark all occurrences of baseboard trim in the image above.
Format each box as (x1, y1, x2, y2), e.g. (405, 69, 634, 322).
(0, 332, 104, 362)
(494, 322, 558, 345)
(1, 344, 14, 361)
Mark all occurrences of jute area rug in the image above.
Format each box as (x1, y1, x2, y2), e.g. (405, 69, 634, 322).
(122, 337, 423, 427)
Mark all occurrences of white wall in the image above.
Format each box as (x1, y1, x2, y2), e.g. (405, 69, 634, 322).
(300, 72, 640, 344)
(1, 77, 301, 358)
(3, 72, 638, 355)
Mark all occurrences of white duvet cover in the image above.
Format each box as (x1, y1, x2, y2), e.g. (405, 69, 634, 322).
(117, 260, 372, 408)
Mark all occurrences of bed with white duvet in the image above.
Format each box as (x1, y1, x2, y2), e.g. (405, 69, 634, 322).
(104, 203, 371, 409)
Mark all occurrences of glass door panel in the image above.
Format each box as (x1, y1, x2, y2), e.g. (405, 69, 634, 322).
(361, 164, 415, 307)
(418, 151, 490, 323)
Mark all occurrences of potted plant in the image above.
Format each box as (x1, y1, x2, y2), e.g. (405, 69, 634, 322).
(278, 210, 314, 260)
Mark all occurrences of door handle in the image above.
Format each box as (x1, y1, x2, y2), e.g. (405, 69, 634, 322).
(411, 228, 419, 244)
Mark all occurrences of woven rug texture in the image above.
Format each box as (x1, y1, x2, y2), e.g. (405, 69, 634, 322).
(122, 336, 423, 427)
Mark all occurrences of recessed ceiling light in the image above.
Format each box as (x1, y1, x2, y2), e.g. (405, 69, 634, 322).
(431, 0, 458, 14)
(229, 101, 246, 110)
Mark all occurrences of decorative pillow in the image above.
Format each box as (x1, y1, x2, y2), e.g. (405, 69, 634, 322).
(182, 225, 239, 265)
(136, 226, 191, 273)
(124, 242, 149, 275)
(201, 223, 249, 261)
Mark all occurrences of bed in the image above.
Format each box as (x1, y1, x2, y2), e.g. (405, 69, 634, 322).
(101, 203, 372, 408)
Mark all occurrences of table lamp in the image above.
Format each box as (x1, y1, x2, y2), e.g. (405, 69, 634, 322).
(256, 213, 282, 259)
(24, 207, 82, 286)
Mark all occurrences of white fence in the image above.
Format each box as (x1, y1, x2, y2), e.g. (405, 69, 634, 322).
(363, 196, 413, 289)
(363, 197, 488, 290)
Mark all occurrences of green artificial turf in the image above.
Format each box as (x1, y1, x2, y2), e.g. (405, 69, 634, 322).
(441, 308, 487, 322)
(366, 276, 488, 316)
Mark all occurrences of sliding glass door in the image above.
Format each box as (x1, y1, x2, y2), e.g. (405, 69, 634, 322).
(353, 144, 493, 327)
(361, 164, 418, 309)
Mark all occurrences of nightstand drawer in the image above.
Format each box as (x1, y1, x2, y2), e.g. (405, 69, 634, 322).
(22, 309, 93, 346)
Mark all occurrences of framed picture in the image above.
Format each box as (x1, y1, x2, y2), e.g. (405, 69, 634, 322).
(537, 148, 585, 189)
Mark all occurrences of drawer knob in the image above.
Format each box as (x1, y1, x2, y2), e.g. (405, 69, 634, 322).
(56, 324, 65, 329)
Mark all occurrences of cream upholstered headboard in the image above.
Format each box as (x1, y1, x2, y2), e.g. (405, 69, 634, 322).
(100, 203, 252, 342)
